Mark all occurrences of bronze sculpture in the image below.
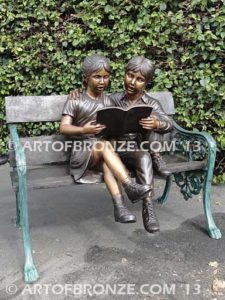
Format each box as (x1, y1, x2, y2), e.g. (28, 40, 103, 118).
(69, 56, 173, 233)
(60, 54, 152, 224)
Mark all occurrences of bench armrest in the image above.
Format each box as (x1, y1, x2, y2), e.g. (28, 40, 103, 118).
(173, 120, 216, 169)
(8, 124, 27, 174)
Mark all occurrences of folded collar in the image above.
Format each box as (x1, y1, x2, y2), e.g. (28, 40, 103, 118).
(120, 91, 150, 104)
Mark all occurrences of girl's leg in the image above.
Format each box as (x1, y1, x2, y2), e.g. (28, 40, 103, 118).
(102, 162, 121, 197)
(102, 163, 136, 223)
(93, 141, 129, 182)
(90, 140, 151, 203)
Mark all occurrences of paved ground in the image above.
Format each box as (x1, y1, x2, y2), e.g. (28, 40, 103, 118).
(0, 163, 225, 300)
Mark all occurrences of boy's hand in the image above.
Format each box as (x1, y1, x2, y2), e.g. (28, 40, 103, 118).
(139, 113, 160, 130)
(68, 88, 83, 100)
(82, 121, 106, 134)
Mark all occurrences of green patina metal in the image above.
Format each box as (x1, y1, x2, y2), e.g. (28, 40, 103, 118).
(15, 190, 21, 229)
(174, 132, 208, 161)
(156, 175, 172, 204)
(174, 172, 205, 200)
(172, 121, 221, 239)
(9, 124, 39, 283)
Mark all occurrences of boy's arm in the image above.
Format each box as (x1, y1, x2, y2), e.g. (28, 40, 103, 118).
(68, 88, 83, 100)
(68, 89, 119, 108)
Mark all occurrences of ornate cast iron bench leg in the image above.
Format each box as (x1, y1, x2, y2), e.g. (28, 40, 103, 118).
(203, 139, 221, 239)
(18, 165, 39, 283)
(173, 121, 222, 240)
(156, 175, 172, 204)
(10, 125, 39, 283)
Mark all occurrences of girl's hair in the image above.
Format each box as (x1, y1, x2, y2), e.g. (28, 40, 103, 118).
(125, 56, 155, 83)
(82, 54, 111, 86)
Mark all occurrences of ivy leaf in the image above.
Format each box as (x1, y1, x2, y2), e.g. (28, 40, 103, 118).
(200, 77, 210, 87)
(160, 3, 167, 11)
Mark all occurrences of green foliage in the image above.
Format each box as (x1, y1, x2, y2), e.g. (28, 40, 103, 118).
(0, 0, 225, 181)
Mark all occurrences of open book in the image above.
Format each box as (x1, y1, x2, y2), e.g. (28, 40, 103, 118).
(96, 105, 153, 137)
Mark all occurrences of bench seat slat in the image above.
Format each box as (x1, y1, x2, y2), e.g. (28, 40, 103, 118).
(165, 161, 206, 173)
(10, 157, 206, 191)
(10, 165, 104, 190)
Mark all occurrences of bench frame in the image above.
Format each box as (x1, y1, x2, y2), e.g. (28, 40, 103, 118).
(6, 92, 222, 283)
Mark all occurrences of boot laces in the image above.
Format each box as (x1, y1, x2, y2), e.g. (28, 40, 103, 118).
(147, 203, 155, 218)
(143, 202, 156, 222)
(116, 204, 130, 216)
(153, 155, 166, 170)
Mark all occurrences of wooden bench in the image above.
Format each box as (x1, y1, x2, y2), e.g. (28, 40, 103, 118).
(5, 91, 222, 283)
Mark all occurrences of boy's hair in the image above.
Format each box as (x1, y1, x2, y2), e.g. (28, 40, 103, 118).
(82, 54, 111, 86)
(125, 56, 155, 83)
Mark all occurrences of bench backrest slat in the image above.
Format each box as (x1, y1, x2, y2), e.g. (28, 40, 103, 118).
(9, 135, 72, 166)
(150, 91, 175, 115)
(6, 95, 68, 123)
(5, 91, 175, 123)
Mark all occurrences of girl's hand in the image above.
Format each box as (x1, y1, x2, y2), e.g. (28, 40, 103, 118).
(82, 121, 106, 134)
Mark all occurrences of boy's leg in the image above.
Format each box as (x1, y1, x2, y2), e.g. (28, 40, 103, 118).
(148, 131, 171, 177)
(119, 150, 159, 233)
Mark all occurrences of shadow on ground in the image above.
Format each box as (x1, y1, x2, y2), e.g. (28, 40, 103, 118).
(2, 213, 224, 300)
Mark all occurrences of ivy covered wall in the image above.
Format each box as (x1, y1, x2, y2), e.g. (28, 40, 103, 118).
(0, 0, 224, 181)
